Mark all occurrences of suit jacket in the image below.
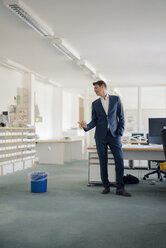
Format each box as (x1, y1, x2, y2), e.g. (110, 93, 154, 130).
(86, 95, 125, 140)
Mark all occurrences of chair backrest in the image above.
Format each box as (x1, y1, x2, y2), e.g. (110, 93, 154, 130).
(161, 128, 166, 160)
(131, 133, 145, 141)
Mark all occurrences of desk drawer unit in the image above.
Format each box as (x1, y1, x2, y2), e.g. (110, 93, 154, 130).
(88, 151, 116, 185)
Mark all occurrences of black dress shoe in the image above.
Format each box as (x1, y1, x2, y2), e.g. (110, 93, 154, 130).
(116, 189, 131, 197)
(101, 188, 110, 194)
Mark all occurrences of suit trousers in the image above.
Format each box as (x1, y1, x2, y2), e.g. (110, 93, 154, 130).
(95, 130, 124, 189)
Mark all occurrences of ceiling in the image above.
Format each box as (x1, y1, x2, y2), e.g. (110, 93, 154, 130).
(0, 0, 166, 90)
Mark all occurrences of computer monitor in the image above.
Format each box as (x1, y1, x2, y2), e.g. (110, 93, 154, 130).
(148, 118, 166, 144)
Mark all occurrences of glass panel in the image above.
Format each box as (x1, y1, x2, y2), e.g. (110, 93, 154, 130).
(141, 87, 166, 133)
(115, 87, 138, 109)
(141, 87, 166, 109)
(142, 109, 166, 132)
(115, 87, 138, 134)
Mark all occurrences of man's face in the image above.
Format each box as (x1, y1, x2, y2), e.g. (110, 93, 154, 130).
(94, 84, 104, 96)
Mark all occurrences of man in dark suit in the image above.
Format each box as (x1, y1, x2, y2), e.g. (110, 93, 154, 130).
(79, 80, 131, 196)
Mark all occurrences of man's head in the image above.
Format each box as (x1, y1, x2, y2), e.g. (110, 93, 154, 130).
(92, 80, 107, 97)
(93, 80, 107, 89)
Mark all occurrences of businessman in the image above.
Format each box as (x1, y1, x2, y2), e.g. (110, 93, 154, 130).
(79, 80, 131, 196)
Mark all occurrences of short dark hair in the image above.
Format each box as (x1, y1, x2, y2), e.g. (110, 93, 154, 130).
(93, 80, 107, 89)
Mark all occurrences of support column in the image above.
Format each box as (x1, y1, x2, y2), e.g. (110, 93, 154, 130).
(22, 72, 35, 125)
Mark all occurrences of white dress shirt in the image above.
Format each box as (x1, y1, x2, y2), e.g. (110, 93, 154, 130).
(101, 94, 109, 115)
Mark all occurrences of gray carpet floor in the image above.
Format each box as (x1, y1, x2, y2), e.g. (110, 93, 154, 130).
(0, 160, 166, 248)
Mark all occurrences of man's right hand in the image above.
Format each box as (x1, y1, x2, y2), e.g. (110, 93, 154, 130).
(78, 121, 87, 129)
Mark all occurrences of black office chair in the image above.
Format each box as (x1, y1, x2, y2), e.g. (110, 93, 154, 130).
(143, 128, 166, 181)
(131, 133, 145, 142)
(161, 127, 166, 160)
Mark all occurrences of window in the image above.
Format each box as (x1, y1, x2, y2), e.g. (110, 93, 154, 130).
(141, 87, 166, 132)
(115, 87, 138, 133)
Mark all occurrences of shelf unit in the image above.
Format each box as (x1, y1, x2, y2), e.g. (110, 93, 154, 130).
(0, 127, 37, 176)
(13, 88, 29, 123)
(88, 151, 116, 186)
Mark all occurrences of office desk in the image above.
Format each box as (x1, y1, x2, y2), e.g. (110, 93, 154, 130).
(36, 139, 83, 165)
(88, 145, 164, 161)
(87, 145, 164, 185)
(122, 145, 164, 161)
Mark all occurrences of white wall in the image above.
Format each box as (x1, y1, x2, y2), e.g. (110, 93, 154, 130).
(62, 91, 72, 131)
(62, 90, 79, 131)
(33, 79, 62, 139)
(71, 95, 79, 128)
(0, 65, 23, 113)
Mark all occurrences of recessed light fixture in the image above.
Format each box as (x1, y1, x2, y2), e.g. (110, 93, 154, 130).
(51, 38, 81, 61)
(0, 57, 30, 72)
(77, 59, 96, 75)
(4, 0, 54, 37)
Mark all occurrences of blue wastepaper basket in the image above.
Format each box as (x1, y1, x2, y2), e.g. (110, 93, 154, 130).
(30, 172, 48, 193)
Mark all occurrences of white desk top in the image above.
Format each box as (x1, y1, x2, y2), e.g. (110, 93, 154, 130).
(36, 138, 83, 143)
(88, 144, 163, 151)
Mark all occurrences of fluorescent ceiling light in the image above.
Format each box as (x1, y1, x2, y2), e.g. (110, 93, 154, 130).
(77, 59, 96, 75)
(51, 38, 80, 61)
(0, 57, 30, 72)
(0, 57, 62, 87)
(3, 0, 54, 37)
(34, 73, 61, 87)
(48, 79, 61, 87)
